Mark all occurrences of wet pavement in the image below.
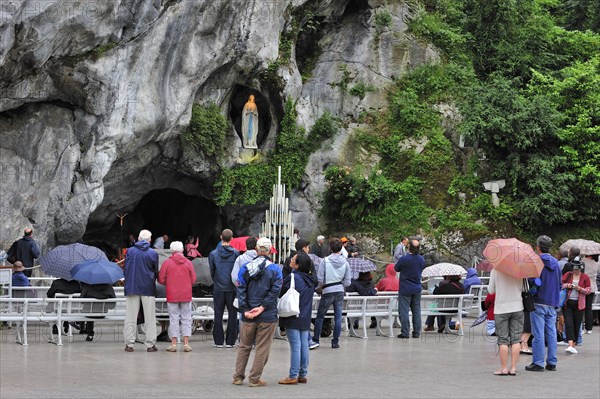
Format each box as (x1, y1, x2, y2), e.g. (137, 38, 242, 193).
(1, 320, 599, 398)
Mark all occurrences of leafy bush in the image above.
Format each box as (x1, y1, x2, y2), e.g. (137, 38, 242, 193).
(349, 82, 376, 99)
(182, 103, 228, 159)
(375, 9, 393, 30)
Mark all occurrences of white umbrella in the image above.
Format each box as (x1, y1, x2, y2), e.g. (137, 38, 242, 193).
(421, 263, 466, 277)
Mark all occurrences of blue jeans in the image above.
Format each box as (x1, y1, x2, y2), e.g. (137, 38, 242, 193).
(313, 291, 344, 345)
(212, 290, 238, 346)
(286, 328, 309, 378)
(398, 293, 421, 336)
(530, 304, 557, 366)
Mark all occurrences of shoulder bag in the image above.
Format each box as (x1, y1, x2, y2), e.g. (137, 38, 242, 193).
(278, 273, 300, 317)
(522, 279, 535, 312)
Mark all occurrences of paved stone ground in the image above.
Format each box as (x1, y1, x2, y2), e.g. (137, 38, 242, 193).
(1, 320, 598, 398)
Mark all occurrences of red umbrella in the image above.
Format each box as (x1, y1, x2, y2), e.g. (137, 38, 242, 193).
(229, 236, 250, 252)
(475, 259, 493, 272)
(483, 238, 544, 279)
(229, 236, 277, 254)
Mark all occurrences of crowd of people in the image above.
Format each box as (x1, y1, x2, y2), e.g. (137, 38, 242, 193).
(3, 227, 600, 384)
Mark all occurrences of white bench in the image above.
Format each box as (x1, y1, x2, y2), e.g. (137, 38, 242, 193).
(468, 285, 489, 316)
(420, 294, 474, 335)
(592, 292, 600, 311)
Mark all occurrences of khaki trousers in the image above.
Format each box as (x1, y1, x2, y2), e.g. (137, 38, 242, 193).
(234, 321, 276, 383)
(124, 295, 157, 348)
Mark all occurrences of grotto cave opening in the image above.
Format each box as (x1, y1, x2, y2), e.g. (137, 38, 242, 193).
(83, 188, 224, 259)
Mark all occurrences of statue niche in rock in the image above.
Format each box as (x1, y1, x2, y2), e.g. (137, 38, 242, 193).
(242, 95, 259, 149)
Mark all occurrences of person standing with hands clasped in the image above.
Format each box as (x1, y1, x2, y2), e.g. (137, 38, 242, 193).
(233, 238, 282, 387)
(278, 252, 315, 385)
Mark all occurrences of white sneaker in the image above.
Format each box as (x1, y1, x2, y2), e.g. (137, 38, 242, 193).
(226, 345, 234, 348)
(565, 346, 578, 354)
(214, 344, 223, 348)
(309, 342, 319, 350)
(585, 330, 592, 334)
(557, 341, 569, 346)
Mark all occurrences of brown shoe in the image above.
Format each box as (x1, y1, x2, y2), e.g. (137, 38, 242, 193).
(297, 377, 308, 384)
(424, 326, 434, 332)
(278, 377, 298, 385)
(232, 378, 243, 385)
(124, 345, 134, 352)
(146, 345, 158, 352)
(437, 325, 446, 333)
(249, 379, 267, 387)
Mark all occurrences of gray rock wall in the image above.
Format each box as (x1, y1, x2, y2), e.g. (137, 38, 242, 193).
(0, 0, 437, 251)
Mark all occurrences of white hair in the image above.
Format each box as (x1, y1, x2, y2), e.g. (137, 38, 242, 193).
(138, 229, 152, 242)
(170, 241, 184, 253)
(317, 235, 325, 242)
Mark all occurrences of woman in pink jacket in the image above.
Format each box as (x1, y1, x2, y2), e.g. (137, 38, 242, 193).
(158, 241, 197, 352)
(561, 258, 591, 354)
(185, 236, 202, 259)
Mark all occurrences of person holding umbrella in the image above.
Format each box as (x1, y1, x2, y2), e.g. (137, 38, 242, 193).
(123, 229, 159, 352)
(488, 267, 524, 375)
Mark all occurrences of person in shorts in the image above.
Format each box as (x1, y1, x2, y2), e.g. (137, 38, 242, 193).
(488, 268, 524, 376)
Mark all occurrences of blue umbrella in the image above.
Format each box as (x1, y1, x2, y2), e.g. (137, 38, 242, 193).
(39, 243, 108, 280)
(70, 259, 124, 285)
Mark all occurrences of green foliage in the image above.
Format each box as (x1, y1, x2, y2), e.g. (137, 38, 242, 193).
(334, 64, 354, 92)
(214, 103, 338, 206)
(182, 103, 228, 159)
(349, 82, 376, 99)
(409, 6, 469, 61)
(306, 112, 340, 148)
(322, 166, 430, 232)
(92, 42, 117, 56)
(375, 9, 393, 30)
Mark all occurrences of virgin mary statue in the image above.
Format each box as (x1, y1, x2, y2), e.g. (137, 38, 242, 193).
(242, 95, 259, 149)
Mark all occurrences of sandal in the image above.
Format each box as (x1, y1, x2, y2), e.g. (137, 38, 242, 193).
(508, 369, 517, 376)
(494, 369, 509, 376)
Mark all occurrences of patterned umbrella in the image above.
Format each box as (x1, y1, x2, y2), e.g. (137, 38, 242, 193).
(39, 243, 108, 280)
(559, 239, 600, 256)
(347, 258, 377, 273)
(421, 263, 467, 277)
(483, 238, 543, 279)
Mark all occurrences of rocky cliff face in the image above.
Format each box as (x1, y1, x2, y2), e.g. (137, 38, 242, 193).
(0, 0, 436, 252)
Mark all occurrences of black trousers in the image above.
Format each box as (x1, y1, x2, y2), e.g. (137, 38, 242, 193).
(584, 293, 594, 331)
(564, 299, 584, 342)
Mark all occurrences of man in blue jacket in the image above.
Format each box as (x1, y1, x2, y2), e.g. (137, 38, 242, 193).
(123, 229, 159, 352)
(209, 229, 239, 348)
(526, 235, 562, 372)
(395, 239, 426, 339)
(233, 237, 282, 387)
(7, 228, 40, 277)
